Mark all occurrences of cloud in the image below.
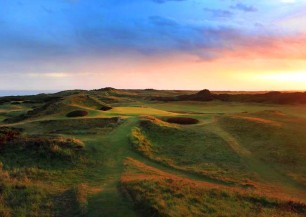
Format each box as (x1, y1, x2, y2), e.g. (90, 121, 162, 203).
(28, 72, 70, 78)
(1, 0, 305, 76)
(149, 16, 178, 27)
(218, 33, 306, 60)
(231, 3, 257, 12)
(41, 5, 54, 14)
(151, 0, 186, 3)
(203, 8, 234, 18)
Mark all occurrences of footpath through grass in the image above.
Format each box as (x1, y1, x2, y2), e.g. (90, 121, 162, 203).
(86, 118, 138, 217)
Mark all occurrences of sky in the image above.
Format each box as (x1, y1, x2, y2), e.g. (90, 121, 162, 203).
(0, 0, 306, 91)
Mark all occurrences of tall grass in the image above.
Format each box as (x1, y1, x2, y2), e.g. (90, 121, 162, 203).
(121, 158, 306, 217)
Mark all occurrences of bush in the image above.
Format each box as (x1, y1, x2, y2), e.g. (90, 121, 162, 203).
(0, 128, 22, 149)
(166, 117, 199, 125)
(66, 110, 88, 118)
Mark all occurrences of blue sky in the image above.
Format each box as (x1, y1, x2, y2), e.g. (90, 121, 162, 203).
(1, 0, 306, 91)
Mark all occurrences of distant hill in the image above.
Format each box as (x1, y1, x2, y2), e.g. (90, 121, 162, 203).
(152, 89, 306, 104)
(2, 93, 112, 123)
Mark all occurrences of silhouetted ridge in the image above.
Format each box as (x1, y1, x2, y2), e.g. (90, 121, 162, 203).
(151, 89, 214, 102)
(151, 90, 306, 104)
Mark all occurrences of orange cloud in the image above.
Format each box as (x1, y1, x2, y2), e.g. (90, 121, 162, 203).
(220, 33, 306, 60)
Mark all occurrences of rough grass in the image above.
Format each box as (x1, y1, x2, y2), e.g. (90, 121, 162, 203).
(56, 184, 89, 217)
(65, 93, 111, 110)
(121, 158, 306, 217)
(73, 184, 88, 216)
(0, 127, 22, 149)
(0, 133, 86, 169)
(36, 117, 122, 134)
(0, 163, 54, 217)
(0, 128, 90, 217)
(130, 127, 154, 159)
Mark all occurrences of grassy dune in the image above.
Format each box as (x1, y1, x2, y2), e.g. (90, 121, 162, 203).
(218, 111, 306, 186)
(130, 116, 252, 185)
(121, 158, 306, 217)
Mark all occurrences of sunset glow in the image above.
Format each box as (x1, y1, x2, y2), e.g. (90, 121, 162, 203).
(259, 72, 306, 83)
(0, 0, 306, 91)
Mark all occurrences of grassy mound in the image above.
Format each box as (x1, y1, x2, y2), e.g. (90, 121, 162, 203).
(65, 94, 110, 110)
(66, 110, 88, 118)
(0, 133, 86, 168)
(3, 93, 111, 123)
(0, 126, 88, 217)
(130, 117, 250, 185)
(37, 117, 122, 134)
(124, 177, 306, 217)
(130, 128, 154, 159)
(166, 117, 199, 125)
(218, 113, 306, 185)
(3, 100, 73, 123)
(121, 158, 306, 217)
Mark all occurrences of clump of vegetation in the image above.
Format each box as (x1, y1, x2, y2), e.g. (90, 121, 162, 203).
(123, 178, 306, 217)
(0, 133, 86, 168)
(130, 128, 154, 158)
(0, 163, 53, 217)
(166, 117, 199, 125)
(0, 127, 22, 149)
(66, 110, 88, 118)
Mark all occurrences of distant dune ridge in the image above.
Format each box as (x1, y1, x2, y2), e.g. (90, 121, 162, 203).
(151, 89, 306, 104)
(1, 88, 306, 124)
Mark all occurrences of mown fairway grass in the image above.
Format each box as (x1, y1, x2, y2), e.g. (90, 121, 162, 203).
(1, 93, 306, 216)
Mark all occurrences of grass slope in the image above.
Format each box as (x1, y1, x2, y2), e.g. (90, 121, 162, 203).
(121, 158, 306, 217)
(130, 116, 252, 186)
